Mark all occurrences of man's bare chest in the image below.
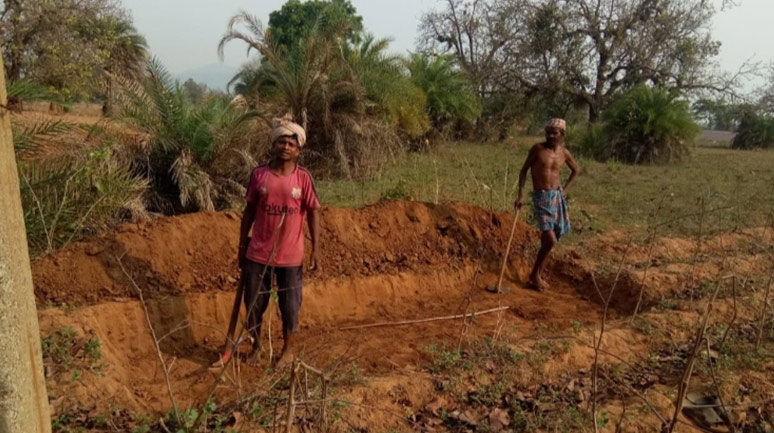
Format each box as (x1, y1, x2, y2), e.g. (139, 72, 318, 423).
(535, 149, 565, 170)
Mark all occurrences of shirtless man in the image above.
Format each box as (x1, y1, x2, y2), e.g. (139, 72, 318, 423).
(515, 118, 580, 291)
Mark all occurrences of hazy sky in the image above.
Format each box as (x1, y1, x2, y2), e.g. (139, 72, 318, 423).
(123, 0, 772, 80)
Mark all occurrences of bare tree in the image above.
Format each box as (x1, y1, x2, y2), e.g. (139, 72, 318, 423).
(421, 0, 744, 122)
(0, 52, 52, 433)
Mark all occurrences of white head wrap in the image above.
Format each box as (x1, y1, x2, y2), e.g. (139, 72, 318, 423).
(271, 115, 306, 148)
(545, 118, 566, 133)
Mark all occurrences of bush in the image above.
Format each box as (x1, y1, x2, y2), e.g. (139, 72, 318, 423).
(15, 120, 147, 255)
(731, 108, 774, 149)
(580, 85, 699, 164)
(117, 59, 264, 213)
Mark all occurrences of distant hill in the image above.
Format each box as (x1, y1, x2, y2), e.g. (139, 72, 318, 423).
(177, 63, 238, 92)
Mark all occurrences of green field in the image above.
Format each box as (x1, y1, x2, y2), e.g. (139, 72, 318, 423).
(318, 139, 774, 240)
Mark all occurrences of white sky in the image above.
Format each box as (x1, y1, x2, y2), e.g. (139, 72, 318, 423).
(122, 0, 772, 83)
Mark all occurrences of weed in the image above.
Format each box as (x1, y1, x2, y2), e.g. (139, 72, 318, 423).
(379, 180, 413, 201)
(423, 343, 463, 374)
(656, 298, 678, 311)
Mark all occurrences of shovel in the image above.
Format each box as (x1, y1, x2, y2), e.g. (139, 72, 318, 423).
(486, 208, 521, 294)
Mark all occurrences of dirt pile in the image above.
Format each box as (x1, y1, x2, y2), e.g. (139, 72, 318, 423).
(33, 201, 537, 306)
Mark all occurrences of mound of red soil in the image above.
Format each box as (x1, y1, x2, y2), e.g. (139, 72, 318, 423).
(33, 201, 537, 306)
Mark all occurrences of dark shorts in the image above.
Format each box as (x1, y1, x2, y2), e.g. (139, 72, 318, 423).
(242, 260, 303, 340)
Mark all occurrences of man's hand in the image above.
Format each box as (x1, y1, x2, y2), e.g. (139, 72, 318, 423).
(308, 250, 320, 272)
(514, 196, 525, 211)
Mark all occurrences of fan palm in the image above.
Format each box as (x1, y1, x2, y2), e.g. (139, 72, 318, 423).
(600, 85, 699, 164)
(405, 53, 481, 128)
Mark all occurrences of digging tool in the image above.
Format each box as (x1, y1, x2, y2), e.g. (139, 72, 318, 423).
(211, 237, 250, 368)
(486, 208, 521, 294)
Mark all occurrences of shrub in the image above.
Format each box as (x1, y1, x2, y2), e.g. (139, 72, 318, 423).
(580, 85, 699, 164)
(15, 120, 147, 255)
(731, 107, 774, 149)
(117, 59, 264, 213)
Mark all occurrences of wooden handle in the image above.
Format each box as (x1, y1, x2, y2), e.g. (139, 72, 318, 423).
(496, 209, 521, 293)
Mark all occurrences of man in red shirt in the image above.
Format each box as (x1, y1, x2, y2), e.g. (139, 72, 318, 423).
(231, 116, 321, 367)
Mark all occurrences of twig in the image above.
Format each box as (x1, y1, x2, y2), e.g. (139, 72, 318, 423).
(592, 240, 631, 433)
(321, 376, 328, 432)
(285, 360, 297, 433)
(631, 226, 659, 321)
(19, 169, 53, 252)
(757, 265, 773, 349)
(496, 208, 521, 293)
(688, 198, 707, 302)
(115, 255, 183, 427)
(666, 278, 722, 433)
(338, 306, 509, 331)
(631, 195, 667, 321)
(705, 337, 736, 433)
(718, 276, 737, 348)
(456, 266, 482, 350)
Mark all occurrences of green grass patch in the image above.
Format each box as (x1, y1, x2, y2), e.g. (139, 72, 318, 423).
(317, 140, 774, 239)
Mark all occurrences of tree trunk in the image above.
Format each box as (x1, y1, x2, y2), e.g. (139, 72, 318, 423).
(588, 103, 601, 123)
(0, 52, 52, 433)
(102, 75, 114, 118)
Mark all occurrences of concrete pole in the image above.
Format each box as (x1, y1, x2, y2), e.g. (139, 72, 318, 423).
(0, 53, 52, 432)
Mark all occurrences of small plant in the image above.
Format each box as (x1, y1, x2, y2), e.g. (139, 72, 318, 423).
(424, 343, 463, 374)
(379, 180, 412, 202)
(42, 328, 106, 378)
(656, 298, 678, 311)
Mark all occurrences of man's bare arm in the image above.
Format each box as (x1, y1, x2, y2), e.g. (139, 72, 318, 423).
(515, 146, 537, 209)
(563, 148, 580, 194)
(307, 209, 321, 271)
(238, 203, 257, 268)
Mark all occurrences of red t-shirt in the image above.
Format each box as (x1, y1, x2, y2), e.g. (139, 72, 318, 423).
(245, 164, 320, 267)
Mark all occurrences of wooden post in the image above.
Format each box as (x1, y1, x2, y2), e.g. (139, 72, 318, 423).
(0, 53, 52, 432)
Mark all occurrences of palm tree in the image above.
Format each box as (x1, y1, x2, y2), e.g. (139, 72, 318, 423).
(220, 11, 427, 177)
(97, 17, 148, 117)
(344, 35, 428, 137)
(405, 53, 481, 129)
(601, 85, 699, 164)
(117, 59, 259, 212)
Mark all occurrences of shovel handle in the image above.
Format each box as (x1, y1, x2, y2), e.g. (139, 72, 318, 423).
(496, 209, 521, 293)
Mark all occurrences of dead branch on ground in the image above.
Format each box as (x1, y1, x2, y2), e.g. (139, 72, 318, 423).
(338, 306, 509, 331)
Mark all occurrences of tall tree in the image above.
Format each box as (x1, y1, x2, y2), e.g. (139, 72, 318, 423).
(0, 51, 52, 433)
(0, 0, 131, 101)
(267, 0, 362, 52)
(220, 11, 426, 177)
(95, 16, 148, 117)
(421, 0, 738, 122)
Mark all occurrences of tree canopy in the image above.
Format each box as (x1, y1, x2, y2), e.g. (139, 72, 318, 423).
(267, 0, 362, 52)
(0, 0, 143, 100)
(420, 0, 737, 123)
